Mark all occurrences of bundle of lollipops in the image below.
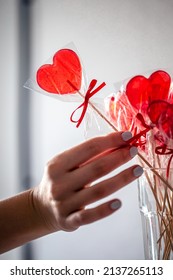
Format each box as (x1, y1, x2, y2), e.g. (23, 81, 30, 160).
(107, 69, 173, 259)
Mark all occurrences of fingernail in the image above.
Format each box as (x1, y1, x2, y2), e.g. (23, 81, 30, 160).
(121, 131, 132, 141)
(110, 200, 122, 210)
(130, 146, 138, 158)
(133, 166, 143, 177)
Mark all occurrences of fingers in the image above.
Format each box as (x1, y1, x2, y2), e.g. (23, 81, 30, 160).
(74, 165, 143, 208)
(42, 132, 144, 232)
(60, 165, 143, 215)
(49, 145, 138, 199)
(68, 145, 138, 191)
(54, 131, 132, 172)
(66, 199, 122, 228)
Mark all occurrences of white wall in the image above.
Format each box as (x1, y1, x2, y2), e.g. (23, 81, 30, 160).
(1, 0, 173, 260)
(0, 0, 21, 259)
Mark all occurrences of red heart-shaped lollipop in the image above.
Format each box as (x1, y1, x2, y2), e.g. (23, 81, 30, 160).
(37, 49, 82, 94)
(148, 100, 173, 139)
(126, 70, 171, 112)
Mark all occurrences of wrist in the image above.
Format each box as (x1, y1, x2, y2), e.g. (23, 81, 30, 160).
(0, 188, 54, 253)
(31, 186, 59, 234)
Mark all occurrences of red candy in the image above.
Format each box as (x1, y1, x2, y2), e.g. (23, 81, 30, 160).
(148, 100, 173, 139)
(36, 49, 82, 94)
(126, 70, 171, 112)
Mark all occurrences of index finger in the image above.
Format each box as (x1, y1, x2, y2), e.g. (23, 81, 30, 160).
(59, 131, 132, 171)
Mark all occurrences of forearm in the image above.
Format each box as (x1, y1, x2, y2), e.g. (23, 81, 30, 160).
(0, 189, 51, 254)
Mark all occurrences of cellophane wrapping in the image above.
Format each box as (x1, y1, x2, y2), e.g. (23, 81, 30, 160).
(86, 69, 173, 259)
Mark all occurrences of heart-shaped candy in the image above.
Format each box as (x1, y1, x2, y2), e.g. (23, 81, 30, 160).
(126, 70, 171, 112)
(148, 100, 173, 139)
(37, 49, 82, 94)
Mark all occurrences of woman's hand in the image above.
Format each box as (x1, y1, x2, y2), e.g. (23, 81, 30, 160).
(0, 131, 143, 253)
(32, 131, 143, 233)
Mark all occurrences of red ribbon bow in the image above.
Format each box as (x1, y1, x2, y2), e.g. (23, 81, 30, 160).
(127, 113, 173, 178)
(127, 113, 153, 147)
(155, 145, 173, 177)
(68, 79, 106, 127)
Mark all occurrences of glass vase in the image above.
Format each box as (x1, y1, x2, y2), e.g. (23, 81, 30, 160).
(138, 168, 173, 260)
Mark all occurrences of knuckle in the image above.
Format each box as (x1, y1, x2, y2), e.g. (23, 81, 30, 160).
(73, 212, 85, 227)
(117, 169, 132, 187)
(86, 139, 101, 156)
(45, 160, 57, 179)
(45, 156, 62, 180)
(49, 182, 59, 199)
(118, 148, 129, 163)
(93, 160, 109, 177)
(122, 173, 130, 184)
(49, 181, 65, 200)
(96, 207, 106, 218)
(92, 185, 107, 199)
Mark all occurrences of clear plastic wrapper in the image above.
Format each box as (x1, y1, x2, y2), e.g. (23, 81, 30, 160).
(25, 43, 106, 128)
(25, 43, 88, 102)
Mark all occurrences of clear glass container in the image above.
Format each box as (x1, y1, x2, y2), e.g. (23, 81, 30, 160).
(138, 169, 173, 260)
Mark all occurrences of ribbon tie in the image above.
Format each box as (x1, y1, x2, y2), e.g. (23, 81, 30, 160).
(155, 145, 173, 178)
(68, 79, 106, 127)
(128, 113, 173, 178)
(127, 113, 153, 147)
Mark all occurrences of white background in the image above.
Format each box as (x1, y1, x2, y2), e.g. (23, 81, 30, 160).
(1, 0, 173, 260)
